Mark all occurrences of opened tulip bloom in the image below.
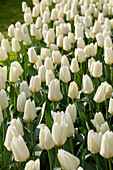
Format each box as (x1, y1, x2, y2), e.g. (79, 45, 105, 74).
(25, 158, 40, 170)
(20, 81, 31, 98)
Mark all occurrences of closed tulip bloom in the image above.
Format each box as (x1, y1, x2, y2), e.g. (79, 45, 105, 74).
(70, 58, 79, 73)
(64, 114, 75, 138)
(11, 135, 29, 162)
(42, 11, 50, 24)
(11, 118, 24, 137)
(0, 107, 3, 125)
(24, 12, 33, 25)
(68, 32, 76, 44)
(84, 45, 91, 58)
(90, 43, 97, 57)
(29, 75, 41, 92)
(0, 75, 5, 90)
(0, 32, 4, 42)
(11, 61, 23, 76)
(61, 55, 70, 68)
(0, 47, 8, 61)
(94, 82, 112, 103)
(57, 35, 63, 48)
(20, 81, 31, 98)
(96, 33, 104, 48)
(75, 24, 84, 40)
(0, 66, 7, 82)
(25, 159, 40, 170)
(34, 56, 42, 70)
(52, 50, 62, 65)
(83, 75, 94, 94)
(59, 66, 71, 83)
(100, 131, 113, 158)
(12, 38, 21, 53)
(75, 48, 85, 63)
(48, 79, 63, 102)
(51, 8, 58, 21)
(44, 57, 54, 71)
(104, 48, 113, 65)
(32, 5, 39, 18)
(104, 36, 112, 49)
(52, 121, 67, 146)
(28, 47, 38, 63)
(39, 126, 54, 150)
(91, 112, 105, 128)
(9, 66, 20, 83)
(65, 104, 77, 123)
(41, 48, 51, 60)
(17, 92, 26, 112)
(45, 30, 54, 45)
(22, 1, 28, 12)
(23, 99, 36, 122)
(35, 29, 42, 41)
(30, 24, 37, 37)
(108, 98, 113, 114)
(68, 81, 79, 99)
(93, 21, 101, 34)
(58, 149, 80, 170)
(1, 39, 11, 53)
(36, 17, 42, 29)
(96, 122, 110, 134)
(23, 34, 31, 46)
(77, 37, 85, 49)
(14, 28, 23, 42)
(88, 130, 102, 154)
(21, 23, 28, 34)
(46, 70, 55, 86)
(38, 65, 46, 82)
(63, 36, 71, 51)
(0, 89, 8, 110)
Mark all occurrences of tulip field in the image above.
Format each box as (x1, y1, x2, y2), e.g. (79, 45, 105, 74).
(1, 0, 113, 169)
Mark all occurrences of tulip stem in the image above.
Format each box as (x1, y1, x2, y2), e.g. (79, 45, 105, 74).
(29, 122, 35, 160)
(74, 74, 77, 82)
(53, 102, 56, 112)
(0, 145, 4, 166)
(33, 92, 36, 104)
(97, 103, 100, 112)
(105, 100, 108, 122)
(111, 65, 113, 84)
(47, 150, 52, 170)
(66, 83, 69, 105)
(69, 137, 74, 155)
(108, 159, 112, 170)
(95, 154, 99, 169)
(88, 94, 92, 119)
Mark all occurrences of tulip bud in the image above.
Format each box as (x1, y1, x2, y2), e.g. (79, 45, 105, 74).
(48, 79, 63, 102)
(94, 82, 112, 103)
(50, 44, 58, 51)
(38, 65, 46, 82)
(21, 23, 28, 35)
(84, 45, 91, 58)
(68, 32, 76, 44)
(24, 12, 33, 25)
(90, 43, 97, 57)
(0, 66, 7, 82)
(52, 50, 62, 65)
(65, 103, 77, 123)
(39, 126, 54, 150)
(104, 36, 112, 49)
(42, 11, 50, 24)
(9, 66, 20, 83)
(0, 107, 3, 125)
(22, 1, 28, 12)
(104, 48, 113, 65)
(96, 122, 110, 134)
(20, 81, 31, 98)
(56, 26, 63, 37)
(45, 30, 54, 45)
(70, 58, 79, 73)
(36, 17, 42, 29)
(87, 130, 102, 154)
(0, 32, 4, 42)
(35, 29, 42, 41)
(82, 74, 94, 94)
(12, 38, 21, 53)
(17, 92, 26, 112)
(0, 89, 8, 110)
(93, 21, 101, 34)
(68, 81, 79, 99)
(100, 131, 113, 158)
(23, 34, 31, 46)
(46, 69, 55, 86)
(34, 56, 42, 70)
(11, 135, 30, 162)
(14, 28, 23, 42)
(61, 55, 70, 68)
(23, 99, 36, 122)
(57, 35, 63, 48)
(11, 61, 23, 76)
(1, 39, 11, 53)
(63, 36, 71, 51)
(30, 24, 37, 37)
(32, 5, 39, 18)
(75, 48, 85, 63)
(28, 47, 38, 63)
(44, 57, 54, 71)
(58, 149, 80, 170)
(59, 66, 71, 83)
(0, 47, 8, 61)
(75, 24, 84, 40)
(96, 33, 104, 48)
(29, 75, 41, 92)
(25, 159, 40, 170)
(51, 8, 58, 21)
(77, 37, 85, 49)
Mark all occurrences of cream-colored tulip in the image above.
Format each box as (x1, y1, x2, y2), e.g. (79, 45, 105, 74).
(104, 36, 112, 49)
(29, 75, 41, 92)
(104, 47, 113, 65)
(63, 36, 71, 51)
(20, 81, 31, 99)
(1, 39, 11, 53)
(57, 35, 63, 48)
(77, 37, 85, 49)
(65, 103, 77, 123)
(68, 81, 79, 99)
(14, 28, 23, 42)
(0, 106, 3, 125)
(75, 48, 85, 63)
(12, 38, 21, 53)
(59, 66, 71, 83)
(9, 66, 20, 83)
(42, 11, 50, 24)
(70, 58, 79, 73)
(46, 70, 55, 86)
(36, 17, 42, 29)
(34, 56, 42, 70)
(0, 89, 8, 110)
(51, 8, 58, 21)
(91, 112, 105, 128)
(41, 48, 51, 60)
(96, 33, 104, 48)
(58, 149, 80, 170)
(0, 47, 8, 61)
(68, 32, 76, 44)
(61, 55, 70, 68)
(24, 12, 33, 25)
(32, 5, 39, 18)
(88, 130, 102, 153)
(93, 21, 101, 34)
(108, 98, 113, 114)
(11, 61, 23, 76)
(0, 66, 7, 82)
(38, 65, 46, 82)
(17, 92, 26, 112)
(44, 57, 54, 71)
(82, 74, 94, 94)
(23, 99, 36, 122)
(0, 75, 5, 90)
(75, 24, 84, 40)
(64, 114, 75, 137)
(25, 159, 40, 170)
(23, 34, 31, 46)
(48, 79, 63, 102)
(27, 47, 38, 63)
(21, 23, 28, 34)
(39, 126, 54, 150)
(52, 50, 62, 65)
(11, 135, 30, 162)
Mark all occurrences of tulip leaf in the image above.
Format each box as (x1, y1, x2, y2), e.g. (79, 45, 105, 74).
(39, 102, 46, 125)
(3, 150, 12, 166)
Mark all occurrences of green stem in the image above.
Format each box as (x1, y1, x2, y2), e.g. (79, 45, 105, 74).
(95, 154, 99, 170)
(74, 73, 77, 82)
(14, 160, 17, 170)
(33, 92, 36, 104)
(48, 150, 52, 170)
(69, 137, 74, 155)
(29, 122, 35, 160)
(0, 145, 4, 166)
(105, 100, 108, 121)
(3, 110, 6, 141)
(88, 94, 91, 119)
(97, 103, 100, 112)
(108, 159, 112, 170)
(66, 83, 69, 105)
(53, 102, 56, 112)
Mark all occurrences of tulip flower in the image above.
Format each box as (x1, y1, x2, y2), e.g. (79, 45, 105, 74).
(21, 23, 28, 34)
(24, 12, 33, 25)
(0, 106, 3, 125)
(38, 65, 46, 82)
(27, 47, 38, 63)
(46, 70, 55, 86)
(9, 66, 20, 83)
(17, 92, 26, 112)
(11, 61, 23, 76)
(65, 104, 77, 123)
(96, 33, 104, 48)
(41, 48, 51, 60)
(104, 35, 112, 49)
(0, 75, 5, 90)
(82, 74, 94, 94)
(63, 36, 71, 51)
(0, 66, 7, 82)
(20, 81, 31, 99)
(77, 37, 85, 49)
(91, 112, 105, 128)
(8, 24, 14, 38)
(25, 159, 40, 170)
(0, 89, 8, 110)
(61, 55, 70, 68)
(104, 47, 113, 65)
(11, 135, 30, 162)
(1, 39, 11, 53)
(12, 38, 21, 53)
(68, 81, 79, 100)
(0, 47, 8, 61)
(52, 50, 62, 65)
(51, 8, 58, 21)
(23, 34, 31, 46)
(48, 79, 63, 102)
(57, 35, 63, 48)
(57, 149, 80, 170)
(70, 58, 79, 74)
(75, 24, 84, 40)
(44, 57, 54, 71)
(87, 130, 102, 153)
(75, 48, 85, 63)
(14, 28, 23, 42)
(29, 75, 41, 93)
(36, 17, 42, 29)
(34, 56, 42, 70)
(108, 98, 113, 114)
(59, 66, 71, 83)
